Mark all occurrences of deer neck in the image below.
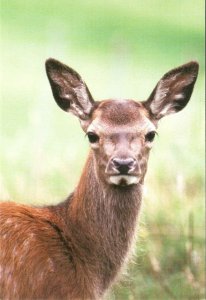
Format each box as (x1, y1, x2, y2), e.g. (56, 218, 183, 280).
(68, 151, 143, 290)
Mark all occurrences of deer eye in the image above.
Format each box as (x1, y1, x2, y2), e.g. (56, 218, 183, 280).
(87, 132, 99, 144)
(145, 131, 156, 142)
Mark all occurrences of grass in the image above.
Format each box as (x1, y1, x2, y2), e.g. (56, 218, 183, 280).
(0, 1, 205, 299)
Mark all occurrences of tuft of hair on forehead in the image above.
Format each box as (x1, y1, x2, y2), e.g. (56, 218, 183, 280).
(94, 99, 146, 125)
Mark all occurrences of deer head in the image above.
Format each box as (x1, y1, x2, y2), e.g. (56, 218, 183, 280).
(46, 59, 198, 187)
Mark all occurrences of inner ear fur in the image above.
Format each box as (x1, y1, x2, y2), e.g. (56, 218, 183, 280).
(45, 58, 95, 120)
(143, 61, 199, 119)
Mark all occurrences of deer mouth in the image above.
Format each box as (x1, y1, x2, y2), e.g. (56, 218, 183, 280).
(108, 175, 139, 186)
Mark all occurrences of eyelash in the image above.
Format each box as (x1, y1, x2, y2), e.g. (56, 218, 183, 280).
(86, 131, 157, 144)
(87, 132, 99, 143)
(145, 131, 157, 142)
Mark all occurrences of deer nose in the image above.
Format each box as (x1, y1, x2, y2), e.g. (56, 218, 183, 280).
(112, 158, 136, 175)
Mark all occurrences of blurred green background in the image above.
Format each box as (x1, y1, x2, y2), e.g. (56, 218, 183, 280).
(0, 1, 205, 299)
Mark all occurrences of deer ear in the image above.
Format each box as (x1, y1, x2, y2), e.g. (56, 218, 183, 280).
(45, 58, 95, 120)
(143, 61, 199, 120)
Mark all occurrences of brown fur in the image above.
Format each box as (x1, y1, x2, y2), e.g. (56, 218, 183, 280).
(0, 154, 142, 299)
(96, 100, 143, 125)
(0, 59, 198, 299)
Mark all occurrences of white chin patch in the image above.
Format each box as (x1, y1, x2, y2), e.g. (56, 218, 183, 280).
(109, 175, 139, 186)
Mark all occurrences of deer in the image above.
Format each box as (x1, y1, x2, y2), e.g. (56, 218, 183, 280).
(0, 59, 198, 299)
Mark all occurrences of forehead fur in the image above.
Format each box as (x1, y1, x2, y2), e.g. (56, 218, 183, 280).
(93, 99, 147, 125)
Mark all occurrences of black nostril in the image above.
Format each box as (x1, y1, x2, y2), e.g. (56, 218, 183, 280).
(112, 158, 135, 174)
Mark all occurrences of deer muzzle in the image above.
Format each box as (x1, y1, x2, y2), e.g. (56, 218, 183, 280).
(106, 157, 141, 186)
